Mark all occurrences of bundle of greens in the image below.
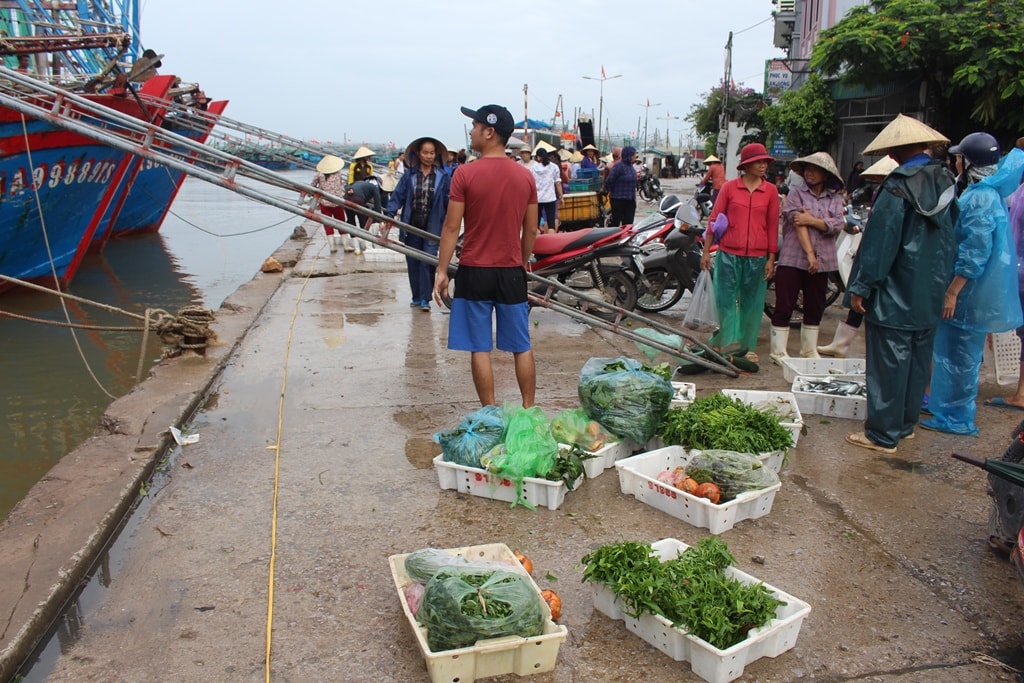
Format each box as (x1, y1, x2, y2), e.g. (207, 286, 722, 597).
(415, 567, 546, 651)
(544, 445, 598, 490)
(578, 357, 673, 445)
(658, 393, 793, 453)
(580, 537, 784, 650)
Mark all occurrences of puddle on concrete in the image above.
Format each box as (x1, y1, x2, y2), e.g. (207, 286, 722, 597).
(343, 312, 382, 327)
(878, 456, 933, 474)
(406, 436, 439, 469)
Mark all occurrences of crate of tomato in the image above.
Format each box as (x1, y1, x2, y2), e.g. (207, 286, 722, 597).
(615, 446, 781, 534)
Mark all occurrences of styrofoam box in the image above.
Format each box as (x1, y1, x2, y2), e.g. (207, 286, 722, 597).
(779, 357, 866, 383)
(671, 381, 697, 408)
(790, 375, 866, 420)
(560, 441, 631, 480)
(591, 538, 811, 683)
(433, 455, 580, 510)
(720, 389, 804, 447)
(362, 247, 406, 262)
(389, 543, 568, 683)
(615, 446, 781, 534)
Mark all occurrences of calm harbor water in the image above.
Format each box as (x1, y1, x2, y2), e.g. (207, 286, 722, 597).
(0, 170, 307, 520)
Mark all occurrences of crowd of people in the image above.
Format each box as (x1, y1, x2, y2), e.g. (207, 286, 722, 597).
(306, 104, 1024, 449)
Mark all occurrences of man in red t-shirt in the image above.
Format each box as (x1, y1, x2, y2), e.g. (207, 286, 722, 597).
(434, 104, 539, 407)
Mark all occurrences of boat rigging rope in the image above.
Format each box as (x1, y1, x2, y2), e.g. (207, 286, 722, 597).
(19, 113, 117, 399)
(264, 240, 324, 682)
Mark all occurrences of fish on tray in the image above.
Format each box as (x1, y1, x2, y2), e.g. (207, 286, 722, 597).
(796, 377, 867, 396)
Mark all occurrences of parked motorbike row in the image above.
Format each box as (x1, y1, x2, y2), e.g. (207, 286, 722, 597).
(527, 194, 702, 320)
(528, 186, 871, 324)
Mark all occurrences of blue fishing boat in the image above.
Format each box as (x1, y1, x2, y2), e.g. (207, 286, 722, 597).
(0, 1, 226, 287)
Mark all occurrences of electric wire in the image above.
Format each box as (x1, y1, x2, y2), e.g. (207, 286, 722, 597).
(19, 113, 117, 399)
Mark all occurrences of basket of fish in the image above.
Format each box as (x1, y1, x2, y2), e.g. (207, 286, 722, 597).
(790, 375, 866, 420)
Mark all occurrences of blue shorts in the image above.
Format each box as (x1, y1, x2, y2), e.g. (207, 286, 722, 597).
(448, 265, 531, 353)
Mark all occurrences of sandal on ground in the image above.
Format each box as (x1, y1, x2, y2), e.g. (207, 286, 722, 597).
(989, 535, 1014, 558)
(846, 431, 896, 454)
(745, 351, 760, 363)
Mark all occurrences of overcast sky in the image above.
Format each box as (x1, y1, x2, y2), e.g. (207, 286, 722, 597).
(141, 0, 782, 153)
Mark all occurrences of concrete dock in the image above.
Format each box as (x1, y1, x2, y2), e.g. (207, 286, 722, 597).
(3, 210, 1024, 682)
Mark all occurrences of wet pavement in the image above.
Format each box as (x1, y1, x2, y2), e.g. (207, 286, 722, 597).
(5, 184, 1024, 682)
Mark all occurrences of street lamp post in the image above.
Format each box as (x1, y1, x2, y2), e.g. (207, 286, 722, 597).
(658, 111, 681, 152)
(582, 70, 621, 151)
(639, 99, 662, 155)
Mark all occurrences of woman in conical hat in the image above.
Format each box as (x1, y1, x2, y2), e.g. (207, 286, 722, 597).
(383, 136, 451, 311)
(309, 155, 349, 253)
(348, 146, 376, 184)
(769, 151, 846, 364)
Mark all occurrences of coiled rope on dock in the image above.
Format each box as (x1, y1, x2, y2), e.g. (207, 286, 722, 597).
(0, 273, 217, 382)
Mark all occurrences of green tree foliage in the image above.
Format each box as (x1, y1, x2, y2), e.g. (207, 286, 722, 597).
(686, 81, 769, 151)
(810, 0, 1024, 142)
(759, 74, 837, 156)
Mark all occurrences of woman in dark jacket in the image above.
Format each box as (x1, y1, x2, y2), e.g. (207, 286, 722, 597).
(602, 145, 637, 226)
(384, 137, 451, 311)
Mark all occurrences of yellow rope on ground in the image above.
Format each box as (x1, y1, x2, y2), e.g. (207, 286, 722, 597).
(265, 239, 327, 682)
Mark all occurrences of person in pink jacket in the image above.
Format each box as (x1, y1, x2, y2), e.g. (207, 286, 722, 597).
(699, 143, 780, 363)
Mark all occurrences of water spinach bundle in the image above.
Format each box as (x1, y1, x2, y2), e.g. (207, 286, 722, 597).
(580, 537, 783, 650)
(659, 393, 793, 453)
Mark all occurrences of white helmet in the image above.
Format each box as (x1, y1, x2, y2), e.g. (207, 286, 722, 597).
(658, 194, 682, 217)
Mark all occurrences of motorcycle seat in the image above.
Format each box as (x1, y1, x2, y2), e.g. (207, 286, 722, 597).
(532, 227, 623, 256)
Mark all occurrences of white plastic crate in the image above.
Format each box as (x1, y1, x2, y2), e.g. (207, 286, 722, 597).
(671, 381, 697, 408)
(992, 331, 1022, 385)
(562, 440, 631, 480)
(778, 357, 866, 384)
(720, 389, 804, 447)
(433, 455, 580, 510)
(362, 247, 406, 262)
(615, 446, 781, 534)
(790, 375, 866, 420)
(389, 543, 568, 682)
(591, 538, 811, 683)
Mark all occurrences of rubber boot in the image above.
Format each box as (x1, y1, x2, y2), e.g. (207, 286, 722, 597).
(817, 322, 858, 358)
(769, 326, 790, 366)
(328, 233, 338, 253)
(800, 325, 821, 358)
(341, 234, 356, 252)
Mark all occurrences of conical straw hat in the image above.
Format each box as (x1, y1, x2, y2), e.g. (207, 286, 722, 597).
(704, 155, 721, 163)
(352, 146, 376, 160)
(533, 140, 557, 155)
(790, 152, 843, 188)
(316, 155, 345, 174)
(569, 151, 584, 163)
(861, 156, 898, 178)
(862, 114, 948, 155)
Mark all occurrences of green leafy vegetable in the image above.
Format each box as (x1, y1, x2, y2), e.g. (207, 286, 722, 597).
(580, 537, 784, 650)
(658, 394, 793, 453)
(544, 446, 597, 490)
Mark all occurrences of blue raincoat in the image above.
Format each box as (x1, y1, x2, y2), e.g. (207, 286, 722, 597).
(924, 149, 1024, 435)
(943, 148, 1024, 333)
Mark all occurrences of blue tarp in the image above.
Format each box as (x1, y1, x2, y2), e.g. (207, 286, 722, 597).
(514, 118, 552, 130)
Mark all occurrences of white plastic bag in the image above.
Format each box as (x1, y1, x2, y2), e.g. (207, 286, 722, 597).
(683, 270, 719, 332)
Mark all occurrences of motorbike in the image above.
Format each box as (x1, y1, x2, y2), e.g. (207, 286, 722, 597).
(637, 165, 664, 202)
(694, 181, 714, 220)
(627, 194, 686, 252)
(528, 223, 644, 320)
(635, 202, 705, 313)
